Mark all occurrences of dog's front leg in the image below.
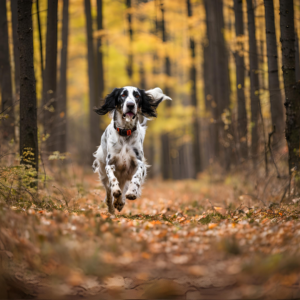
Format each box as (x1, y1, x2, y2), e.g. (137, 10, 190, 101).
(126, 161, 147, 200)
(105, 164, 122, 198)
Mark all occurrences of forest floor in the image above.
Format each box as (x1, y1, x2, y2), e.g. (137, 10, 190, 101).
(1, 165, 300, 299)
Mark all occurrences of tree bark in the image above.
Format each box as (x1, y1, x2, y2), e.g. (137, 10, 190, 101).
(126, 0, 133, 80)
(246, 0, 261, 166)
(296, 32, 300, 82)
(204, 0, 231, 169)
(96, 0, 104, 98)
(11, 0, 20, 97)
(187, 0, 201, 175)
(234, 0, 248, 161)
(43, 0, 58, 152)
(36, 0, 44, 81)
(85, 0, 100, 161)
(18, 0, 38, 172)
(57, 0, 69, 154)
(280, 0, 300, 180)
(0, 0, 15, 141)
(264, 0, 284, 145)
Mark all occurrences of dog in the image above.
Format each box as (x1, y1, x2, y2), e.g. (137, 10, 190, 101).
(92, 86, 171, 214)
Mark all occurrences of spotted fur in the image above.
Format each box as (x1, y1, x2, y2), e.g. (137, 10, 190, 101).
(93, 87, 171, 214)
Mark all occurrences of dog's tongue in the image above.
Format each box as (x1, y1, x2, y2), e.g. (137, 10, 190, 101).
(125, 112, 134, 122)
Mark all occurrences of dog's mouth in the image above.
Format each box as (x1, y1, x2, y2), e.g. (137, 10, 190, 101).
(123, 111, 136, 121)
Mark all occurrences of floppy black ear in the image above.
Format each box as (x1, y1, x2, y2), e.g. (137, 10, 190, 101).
(139, 89, 159, 118)
(93, 88, 121, 115)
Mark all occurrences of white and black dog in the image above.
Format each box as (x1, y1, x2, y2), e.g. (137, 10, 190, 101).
(92, 86, 171, 214)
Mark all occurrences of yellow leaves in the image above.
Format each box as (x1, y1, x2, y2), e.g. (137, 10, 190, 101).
(208, 223, 218, 229)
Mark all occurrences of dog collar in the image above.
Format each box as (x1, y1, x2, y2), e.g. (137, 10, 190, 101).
(114, 123, 137, 136)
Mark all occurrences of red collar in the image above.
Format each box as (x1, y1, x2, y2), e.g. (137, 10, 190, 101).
(114, 123, 137, 136)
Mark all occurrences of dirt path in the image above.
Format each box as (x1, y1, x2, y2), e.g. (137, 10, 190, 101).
(1, 176, 300, 299)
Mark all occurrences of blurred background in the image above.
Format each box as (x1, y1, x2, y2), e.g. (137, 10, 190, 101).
(1, 0, 300, 179)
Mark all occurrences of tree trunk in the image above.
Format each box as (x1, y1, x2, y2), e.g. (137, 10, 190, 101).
(43, 0, 58, 153)
(264, 0, 284, 145)
(234, 0, 248, 161)
(18, 0, 38, 172)
(57, 0, 69, 154)
(0, 0, 15, 141)
(296, 32, 300, 82)
(36, 0, 44, 81)
(11, 0, 20, 97)
(246, 0, 261, 166)
(280, 0, 300, 181)
(85, 0, 100, 162)
(96, 0, 104, 98)
(126, 0, 133, 80)
(205, 0, 231, 169)
(187, 0, 201, 176)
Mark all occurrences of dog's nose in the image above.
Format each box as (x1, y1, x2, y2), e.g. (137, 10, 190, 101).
(127, 101, 135, 110)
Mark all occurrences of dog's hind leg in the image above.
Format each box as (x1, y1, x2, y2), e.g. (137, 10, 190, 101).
(126, 161, 147, 200)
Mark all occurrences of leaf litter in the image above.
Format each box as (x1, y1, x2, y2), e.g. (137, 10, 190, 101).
(1, 170, 300, 299)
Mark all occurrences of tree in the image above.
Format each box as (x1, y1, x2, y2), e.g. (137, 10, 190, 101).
(96, 0, 104, 98)
(126, 0, 133, 80)
(85, 0, 100, 161)
(234, 0, 248, 161)
(246, 0, 261, 166)
(43, 0, 58, 152)
(264, 0, 284, 145)
(280, 0, 300, 185)
(57, 0, 69, 153)
(204, 0, 231, 169)
(159, 0, 172, 179)
(296, 33, 300, 82)
(0, 0, 15, 141)
(187, 0, 201, 175)
(11, 0, 20, 97)
(18, 0, 38, 172)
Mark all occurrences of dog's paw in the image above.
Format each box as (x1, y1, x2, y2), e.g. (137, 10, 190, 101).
(125, 188, 137, 200)
(113, 199, 125, 212)
(112, 186, 122, 198)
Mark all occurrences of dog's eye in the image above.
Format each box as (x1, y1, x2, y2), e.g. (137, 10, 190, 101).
(121, 94, 126, 98)
(135, 94, 140, 99)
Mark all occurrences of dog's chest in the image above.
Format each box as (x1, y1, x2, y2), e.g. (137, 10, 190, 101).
(113, 144, 136, 173)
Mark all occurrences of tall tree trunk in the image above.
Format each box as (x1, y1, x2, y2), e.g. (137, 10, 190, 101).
(85, 0, 99, 161)
(96, 0, 104, 98)
(18, 0, 38, 172)
(159, 0, 173, 179)
(0, 0, 15, 141)
(246, 0, 261, 166)
(205, 0, 231, 169)
(57, 0, 69, 154)
(234, 0, 248, 161)
(126, 0, 133, 80)
(43, 0, 58, 153)
(264, 0, 284, 145)
(11, 0, 20, 98)
(296, 32, 300, 81)
(187, 0, 201, 176)
(280, 0, 300, 184)
(36, 0, 44, 81)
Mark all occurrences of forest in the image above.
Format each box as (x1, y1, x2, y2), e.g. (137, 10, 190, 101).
(1, 0, 300, 298)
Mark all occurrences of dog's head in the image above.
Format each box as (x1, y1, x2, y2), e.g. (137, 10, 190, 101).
(94, 86, 171, 120)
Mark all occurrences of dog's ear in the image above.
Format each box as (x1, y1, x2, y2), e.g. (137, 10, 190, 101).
(139, 88, 172, 118)
(94, 88, 121, 115)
